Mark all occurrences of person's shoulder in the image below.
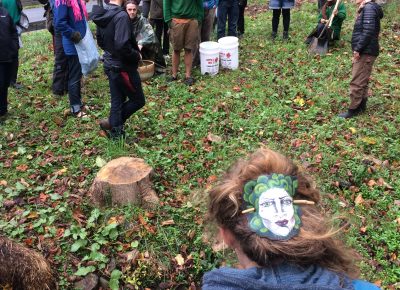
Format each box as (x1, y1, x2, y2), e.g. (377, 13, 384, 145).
(352, 279, 381, 290)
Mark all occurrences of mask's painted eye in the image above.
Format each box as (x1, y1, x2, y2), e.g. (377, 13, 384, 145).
(260, 200, 274, 207)
(281, 198, 292, 206)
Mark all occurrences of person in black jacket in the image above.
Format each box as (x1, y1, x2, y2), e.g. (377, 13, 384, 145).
(0, 6, 18, 118)
(92, 0, 145, 139)
(338, 0, 383, 119)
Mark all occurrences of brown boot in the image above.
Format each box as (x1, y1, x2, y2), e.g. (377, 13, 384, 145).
(99, 119, 111, 131)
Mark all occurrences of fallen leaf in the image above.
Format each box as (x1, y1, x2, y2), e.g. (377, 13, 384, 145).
(367, 179, 377, 187)
(361, 137, 377, 145)
(207, 133, 222, 143)
(354, 194, 364, 205)
(96, 156, 107, 168)
(16, 164, 28, 172)
(161, 219, 175, 226)
(349, 127, 357, 134)
(175, 254, 185, 266)
(0, 180, 8, 186)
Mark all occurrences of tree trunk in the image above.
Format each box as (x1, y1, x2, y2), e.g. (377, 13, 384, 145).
(89, 157, 159, 208)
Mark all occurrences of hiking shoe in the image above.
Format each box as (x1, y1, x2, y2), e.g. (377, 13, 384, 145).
(184, 77, 195, 86)
(99, 118, 111, 131)
(271, 31, 277, 40)
(338, 109, 361, 119)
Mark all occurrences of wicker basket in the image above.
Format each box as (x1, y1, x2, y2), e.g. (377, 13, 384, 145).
(138, 60, 155, 81)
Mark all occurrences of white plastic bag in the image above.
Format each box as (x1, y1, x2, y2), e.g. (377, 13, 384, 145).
(75, 22, 100, 76)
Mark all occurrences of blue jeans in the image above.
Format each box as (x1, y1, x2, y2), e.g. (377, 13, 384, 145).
(0, 62, 12, 115)
(217, 0, 239, 40)
(105, 68, 145, 130)
(67, 55, 82, 113)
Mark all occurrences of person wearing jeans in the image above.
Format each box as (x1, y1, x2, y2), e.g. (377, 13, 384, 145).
(92, 0, 145, 139)
(269, 0, 294, 40)
(217, 0, 239, 40)
(54, 0, 88, 117)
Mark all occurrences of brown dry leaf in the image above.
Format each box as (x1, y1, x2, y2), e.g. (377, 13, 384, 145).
(373, 280, 382, 287)
(249, 59, 258, 64)
(361, 137, 377, 145)
(175, 254, 185, 266)
(0, 180, 8, 186)
(207, 133, 222, 143)
(27, 211, 39, 219)
(39, 193, 48, 202)
(233, 86, 241, 92)
(360, 227, 367, 233)
(108, 215, 124, 225)
(354, 194, 364, 205)
(55, 167, 67, 176)
(367, 179, 376, 187)
(16, 164, 28, 172)
(161, 219, 175, 226)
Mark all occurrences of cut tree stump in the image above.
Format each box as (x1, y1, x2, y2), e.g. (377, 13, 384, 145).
(89, 157, 159, 208)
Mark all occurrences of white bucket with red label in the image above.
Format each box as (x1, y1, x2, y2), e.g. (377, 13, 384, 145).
(199, 41, 220, 75)
(218, 36, 239, 70)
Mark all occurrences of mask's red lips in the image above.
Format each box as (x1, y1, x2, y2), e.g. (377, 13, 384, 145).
(275, 220, 288, 227)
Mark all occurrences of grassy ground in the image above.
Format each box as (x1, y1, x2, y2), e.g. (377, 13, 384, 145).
(1, 1, 399, 289)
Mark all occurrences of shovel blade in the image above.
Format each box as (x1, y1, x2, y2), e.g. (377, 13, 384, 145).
(308, 37, 328, 56)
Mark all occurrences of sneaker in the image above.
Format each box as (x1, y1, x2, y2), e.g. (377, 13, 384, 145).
(184, 77, 195, 86)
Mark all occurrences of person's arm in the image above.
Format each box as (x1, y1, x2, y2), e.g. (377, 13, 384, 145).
(319, 3, 328, 22)
(353, 4, 377, 54)
(163, 0, 171, 26)
(114, 13, 141, 64)
(54, 3, 78, 41)
(336, 3, 346, 20)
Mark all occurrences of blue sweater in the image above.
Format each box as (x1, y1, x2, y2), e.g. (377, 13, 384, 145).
(203, 264, 380, 290)
(53, 0, 87, 55)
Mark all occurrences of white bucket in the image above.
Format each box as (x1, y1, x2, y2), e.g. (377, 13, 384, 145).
(199, 41, 220, 75)
(218, 36, 239, 70)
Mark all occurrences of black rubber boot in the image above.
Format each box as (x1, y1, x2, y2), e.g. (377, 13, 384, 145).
(359, 98, 367, 112)
(283, 31, 289, 40)
(338, 109, 360, 119)
(109, 126, 126, 140)
(271, 31, 277, 40)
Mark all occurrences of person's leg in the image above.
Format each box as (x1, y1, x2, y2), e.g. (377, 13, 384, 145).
(0, 63, 12, 116)
(141, 0, 150, 18)
(349, 55, 376, 110)
(121, 69, 145, 123)
(227, 2, 239, 37)
(282, 8, 291, 39)
(202, 7, 216, 42)
(9, 50, 19, 87)
(237, 3, 245, 35)
(52, 31, 69, 95)
(162, 21, 170, 55)
(272, 9, 281, 38)
(217, 3, 228, 39)
(105, 68, 125, 136)
(171, 50, 180, 78)
(184, 49, 193, 79)
(67, 55, 83, 113)
(153, 19, 163, 45)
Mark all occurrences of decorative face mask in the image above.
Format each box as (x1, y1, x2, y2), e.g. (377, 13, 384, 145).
(243, 174, 302, 240)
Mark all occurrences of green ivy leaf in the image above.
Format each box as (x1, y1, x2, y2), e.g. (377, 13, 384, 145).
(74, 265, 96, 276)
(71, 239, 88, 252)
(109, 269, 122, 290)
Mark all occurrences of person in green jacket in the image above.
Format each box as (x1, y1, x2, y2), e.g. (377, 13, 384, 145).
(318, 0, 346, 41)
(305, 0, 346, 46)
(163, 0, 203, 86)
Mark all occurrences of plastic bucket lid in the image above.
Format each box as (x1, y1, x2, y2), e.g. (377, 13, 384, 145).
(200, 41, 220, 50)
(218, 36, 239, 45)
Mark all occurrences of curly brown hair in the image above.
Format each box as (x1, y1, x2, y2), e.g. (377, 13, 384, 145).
(208, 147, 360, 278)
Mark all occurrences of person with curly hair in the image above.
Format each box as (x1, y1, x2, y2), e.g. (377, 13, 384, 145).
(203, 147, 380, 290)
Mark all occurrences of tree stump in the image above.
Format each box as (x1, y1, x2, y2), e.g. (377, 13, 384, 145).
(0, 236, 56, 290)
(89, 157, 159, 208)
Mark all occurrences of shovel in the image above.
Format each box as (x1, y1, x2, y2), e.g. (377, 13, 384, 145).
(308, 0, 340, 55)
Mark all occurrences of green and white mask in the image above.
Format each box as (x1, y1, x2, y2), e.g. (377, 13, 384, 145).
(243, 174, 301, 240)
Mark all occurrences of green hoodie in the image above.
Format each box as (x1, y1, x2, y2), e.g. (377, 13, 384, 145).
(318, 1, 346, 40)
(163, 0, 203, 26)
(0, 0, 21, 24)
